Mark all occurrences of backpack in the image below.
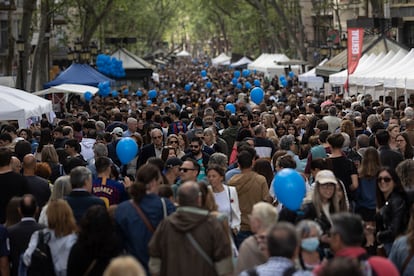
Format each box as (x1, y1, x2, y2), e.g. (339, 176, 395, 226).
(27, 230, 56, 276)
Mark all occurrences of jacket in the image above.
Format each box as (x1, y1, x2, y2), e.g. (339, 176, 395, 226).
(228, 171, 270, 231)
(148, 206, 233, 276)
(376, 191, 408, 244)
(389, 235, 414, 276)
(115, 195, 175, 272)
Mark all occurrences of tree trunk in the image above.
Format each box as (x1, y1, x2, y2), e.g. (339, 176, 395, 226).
(5, 0, 16, 76)
(30, 0, 50, 91)
(17, 0, 37, 90)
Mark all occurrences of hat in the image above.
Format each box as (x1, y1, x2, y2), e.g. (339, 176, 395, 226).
(111, 127, 123, 136)
(165, 157, 183, 168)
(315, 170, 338, 185)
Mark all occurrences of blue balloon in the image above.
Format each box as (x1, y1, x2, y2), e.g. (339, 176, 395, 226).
(288, 71, 295, 78)
(116, 137, 139, 165)
(245, 81, 252, 90)
(273, 168, 306, 211)
(123, 89, 129, 95)
(84, 91, 93, 102)
(148, 90, 157, 99)
(234, 70, 241, 78)
(111, 90, 118, 97)
(184, 84, 191, 92)
(146, 100, 152, 105)
(201, 70, 207, 77)
(225, 103, 236, 114)
(206, 82, 212, 89)
(281, 79, 288, 87)
(242, 69, 250, 77)
(279, 75, 286, 82)
(232, 78, 238, 86)
(254, 79, 261, 87)
(236, 83, 243, 89)
(136, 90, 143, 97)
(250, 87, 264, 104)
(253, 69, 257, 74)
(205, 62, 209, 67)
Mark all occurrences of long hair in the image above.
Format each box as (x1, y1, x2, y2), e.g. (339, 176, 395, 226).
(312, 180, 340, 219)
(376, 167, 405, 208)
(77, 205, 120, 258)
(129, 164, 161, 204)
(358, 147, 381, 178)
(41, 145, 59, 164)
(397, 132, 414, 159)
(46, 199, 77, 237)
(253, 158, 275, 188)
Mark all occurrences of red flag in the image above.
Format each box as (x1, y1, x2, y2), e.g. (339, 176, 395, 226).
(347, 28, 364, 74)
(346, 28, 364, 93)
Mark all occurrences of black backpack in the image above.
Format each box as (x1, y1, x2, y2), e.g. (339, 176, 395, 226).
(27, 230, 56, 276)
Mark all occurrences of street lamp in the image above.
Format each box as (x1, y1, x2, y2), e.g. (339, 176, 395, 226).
(16, 36, 25, 90)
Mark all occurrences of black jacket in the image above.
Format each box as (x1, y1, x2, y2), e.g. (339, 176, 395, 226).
(376, 191, 408, 244)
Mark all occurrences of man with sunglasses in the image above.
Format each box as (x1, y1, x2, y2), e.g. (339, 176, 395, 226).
(172, 159, 200, 198)
(182, 137, 210, 181)
(137, 128, 164, 168)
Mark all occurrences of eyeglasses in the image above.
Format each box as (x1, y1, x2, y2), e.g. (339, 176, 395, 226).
(180, 167, 196, 172)
(169, 140, 178, 144)
(152, 136, 163, 139)
(377, 177, 392, 183)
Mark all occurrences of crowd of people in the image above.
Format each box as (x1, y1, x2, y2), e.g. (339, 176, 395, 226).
(0, 61, 414, 276)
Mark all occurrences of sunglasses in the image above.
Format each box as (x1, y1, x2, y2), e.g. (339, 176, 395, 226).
(169, 140, 178, 144)
(377, 177, 392, 183)
(180, 168, 196, 172)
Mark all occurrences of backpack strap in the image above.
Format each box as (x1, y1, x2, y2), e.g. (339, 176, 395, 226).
(185, 232, 214, 267)
(401, 252, 414, 275)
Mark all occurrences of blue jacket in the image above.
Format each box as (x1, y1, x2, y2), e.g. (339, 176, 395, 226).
(115, 195, 175, 272)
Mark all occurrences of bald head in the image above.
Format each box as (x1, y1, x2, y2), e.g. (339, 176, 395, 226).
(177, 181, 201, 207)
(22, 154, 37, 174)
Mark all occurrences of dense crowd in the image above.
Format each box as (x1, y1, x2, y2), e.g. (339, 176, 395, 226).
(0, 61, 414, 276)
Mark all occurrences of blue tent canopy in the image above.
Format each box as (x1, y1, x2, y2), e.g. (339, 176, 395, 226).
(44, 63, 115, 88)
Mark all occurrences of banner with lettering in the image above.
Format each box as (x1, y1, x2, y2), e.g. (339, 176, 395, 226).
(347, 28, 364, 75)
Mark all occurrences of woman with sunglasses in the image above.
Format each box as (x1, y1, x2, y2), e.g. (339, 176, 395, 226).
(375, 167, 409, 255)
(166, 134, 185, 158)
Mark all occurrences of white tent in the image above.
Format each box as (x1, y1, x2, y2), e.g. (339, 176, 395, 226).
(357, 49, 408, 87)
(111, 48, 155, 70)
(298, 59, 327, 89)
(230, 56, 252, 68)
(0, 85, 53, 128)
(349, 53, 387, 86)
(248, 53, 298, 78)
(34, 84, 99, 96)
(176, 50, 191, 57)
(329, 54, 372, 85)
(212, 53, 231, 66)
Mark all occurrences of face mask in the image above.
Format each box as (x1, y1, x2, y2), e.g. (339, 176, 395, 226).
(301, 237, 320, 252)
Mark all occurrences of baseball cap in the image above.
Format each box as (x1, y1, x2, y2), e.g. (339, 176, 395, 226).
(315, 170, 338, 185)
(110, 127, 123, 136)
(165, 157, 183, 168)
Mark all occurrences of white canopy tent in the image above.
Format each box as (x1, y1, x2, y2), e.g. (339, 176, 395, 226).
(352, 49, 407, 87)
(329, 55, 372, 85)
(212, 53, 231, 66)
(298, 59, 328, 89)
(0, 85, 53, 128)
(248, 53, 299, 78)
(34, 84, 99, 96)
(230, 56, 252, 68)
(349, 53, 387, 86)
(176, 50, 191, 57)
